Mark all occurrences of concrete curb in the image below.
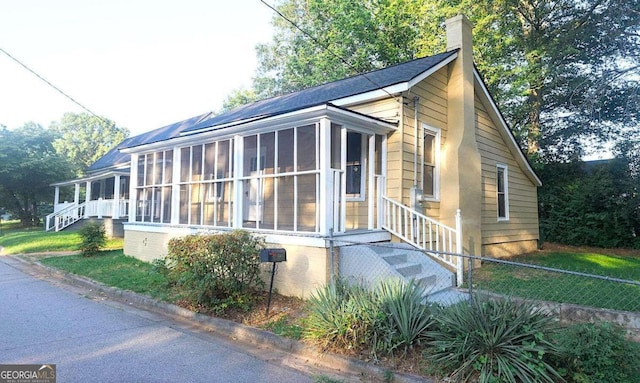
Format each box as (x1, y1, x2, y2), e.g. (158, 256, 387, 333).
(9, 255, 431, 383)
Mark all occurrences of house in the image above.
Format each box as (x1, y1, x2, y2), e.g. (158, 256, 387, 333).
(46, 15, 541, 298)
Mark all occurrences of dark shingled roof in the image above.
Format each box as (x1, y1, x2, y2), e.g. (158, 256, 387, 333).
(90, 51, 456, 172)
(184, 51, 457, 133)
(87, 113, 212, 172)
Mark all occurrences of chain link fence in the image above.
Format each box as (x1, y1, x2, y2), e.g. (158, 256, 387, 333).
(330, 237, 640, 315)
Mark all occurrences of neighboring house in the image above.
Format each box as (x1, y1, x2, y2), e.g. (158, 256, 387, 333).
(47, 15, 541, 298)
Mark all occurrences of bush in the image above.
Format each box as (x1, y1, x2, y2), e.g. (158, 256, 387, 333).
(425, 296, 561, 383)
(376, 279, 432, 354)
(553, 322, 640, 383)
(305, 278, 432, 356)
(305, 279, 383, 352)
(165, 230, 265, 314)
(78, 221, 106, 257)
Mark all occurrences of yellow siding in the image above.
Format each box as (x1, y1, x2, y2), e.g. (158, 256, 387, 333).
(475, 93, 540, 250)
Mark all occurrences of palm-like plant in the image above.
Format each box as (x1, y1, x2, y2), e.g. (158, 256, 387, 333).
(426, 296, 561, 383)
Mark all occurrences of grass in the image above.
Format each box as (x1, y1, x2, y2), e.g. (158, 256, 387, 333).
(0, 223, 123, 254)
(262, 315, 305, 340)
(40, 250, 171, 300)
(472, 250, 640, 312)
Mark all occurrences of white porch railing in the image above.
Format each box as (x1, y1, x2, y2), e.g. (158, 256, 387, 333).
(46, 202, 86, 232)
(46, 199, 129, 232)
(381, 196, 464, 286)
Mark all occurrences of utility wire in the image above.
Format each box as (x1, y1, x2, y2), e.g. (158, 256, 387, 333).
(259, 0, 401, 104)
(0, 47, 107, 123)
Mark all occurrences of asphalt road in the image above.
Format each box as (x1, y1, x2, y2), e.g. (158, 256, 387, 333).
(0, 256, 315, 383)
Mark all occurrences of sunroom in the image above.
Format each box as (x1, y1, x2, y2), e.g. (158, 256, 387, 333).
(122, 104, 396, 241)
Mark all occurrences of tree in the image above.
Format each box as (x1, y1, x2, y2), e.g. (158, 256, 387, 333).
(538, 158, 640, 248)
(219, 87, 259, 112)
(252, 0, 639, 160)
(50, 113, 129, 176)
(0, 124, 74, 226)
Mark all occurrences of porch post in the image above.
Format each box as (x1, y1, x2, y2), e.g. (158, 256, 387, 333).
(367, 134, 375, 229)
(54, 186, 60, 209)
(128, 154, 139, 223)
(319, 118, 331, 236)
(84, 181, 91, 218)
(113, 175, 121, 219)
(74, 183, 80, 205)
(171, 149, 181, 224)
(233, 135, 244, 228)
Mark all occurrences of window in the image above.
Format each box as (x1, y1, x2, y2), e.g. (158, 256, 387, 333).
(497, 164, 509, 220)
(136, 150, 173, 223)
(346, 132, 364, 198)
(422, 125, 440, 199)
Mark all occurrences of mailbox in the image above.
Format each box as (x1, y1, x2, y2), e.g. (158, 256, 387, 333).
(260, 248, 287, 263)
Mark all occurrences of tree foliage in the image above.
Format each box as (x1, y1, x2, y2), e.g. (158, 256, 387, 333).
(0, 124, 74, 226)
(50, 112, 129, 176)
(538, 158, 640, 248)
(253, 0, 639, 160)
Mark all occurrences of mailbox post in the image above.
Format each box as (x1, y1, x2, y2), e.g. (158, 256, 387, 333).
(259, 248, 287, 315)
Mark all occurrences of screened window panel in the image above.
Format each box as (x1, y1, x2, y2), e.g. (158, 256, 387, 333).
(204, 143, 216, 180)
(244, 135, 257, 176)
(162, 186, 171, 223)
(297, 125, 316, 171)
(180, 148, 190, 182)
(153, 152, 163, 185)
(191, 145, 203, 181)
(179, 185, 188, 224)
(331, 123, 342, 169)
(145, 154, 154, 186)
(190, 184, 201, 225)
(296, 174, 317, 231)
(217, 140, 232, 179)
(164, 150, 173, 184)
(262, 132, 275, 175)
(277, 176, 295, 229)
(137, 155, 145, 187)
(277, 129, 294, 173)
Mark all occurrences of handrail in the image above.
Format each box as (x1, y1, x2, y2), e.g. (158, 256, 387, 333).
(45, 202, 86, 232)
(381, 196, 463, 285)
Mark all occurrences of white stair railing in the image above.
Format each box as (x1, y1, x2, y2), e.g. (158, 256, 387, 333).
(45, 202, 86, 232)
(381, 196, 463, 285)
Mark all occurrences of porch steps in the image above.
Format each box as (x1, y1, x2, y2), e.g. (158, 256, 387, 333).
(339, 243, 463, 303)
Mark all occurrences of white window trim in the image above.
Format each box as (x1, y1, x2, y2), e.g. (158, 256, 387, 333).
(421, 124, 441, 201)
(496, 163, 510, 221)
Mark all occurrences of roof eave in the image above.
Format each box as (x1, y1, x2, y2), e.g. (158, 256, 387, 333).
(120, 104, 397, 154)
(473, 69, 542, 186)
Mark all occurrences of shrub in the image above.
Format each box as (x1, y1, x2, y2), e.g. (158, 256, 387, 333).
(305, 278, 432, 356)
(425, 296, 561, 383)
(165, 230, 265, 314)
(305, 279, 383, 352)
(553, 322, 640, 383)
(78, 221, 106, 257)
(376, 279, 432, 354)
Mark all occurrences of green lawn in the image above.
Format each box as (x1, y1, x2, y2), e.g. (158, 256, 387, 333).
(0, 224, 123, 254)
(40, 250, 171, 300)
(472, 251, 640, 312)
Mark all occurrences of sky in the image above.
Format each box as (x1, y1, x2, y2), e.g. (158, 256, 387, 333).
(0, 0, 275, 136)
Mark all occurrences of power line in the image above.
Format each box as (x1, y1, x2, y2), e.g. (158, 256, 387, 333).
(0, 47, 107, 123)
(259, 0, 401, 104)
